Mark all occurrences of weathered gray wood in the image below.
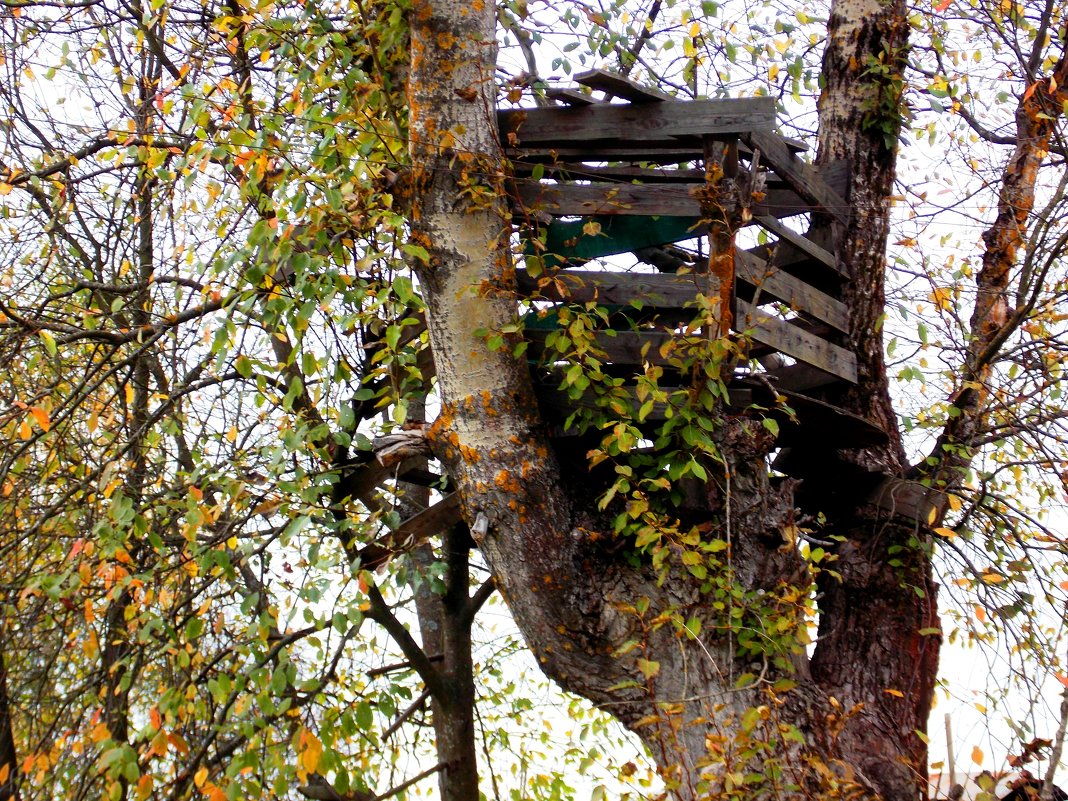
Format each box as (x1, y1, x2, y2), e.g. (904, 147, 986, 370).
(546, 87, 599, 106)
(517, 269, 719, 307)
(395, 492, 463, 539)
(573, 68, 675, 102)
(499, 97, 775, 146)
(742, 130, 849, 224)
(735, 251, 848, 332)
(758, 362, 844, 392)
(736, 299, 857, 382)
(754, 215, 839, 272)
(508, 145, 708, 163)
(866, 476, 947, 524)
(515, 181, 702, 217)
(511, 162, 707, 182)
(517, 265, 846, 333)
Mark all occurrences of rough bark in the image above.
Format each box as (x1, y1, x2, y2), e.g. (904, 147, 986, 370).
(408, 0, 939, 797)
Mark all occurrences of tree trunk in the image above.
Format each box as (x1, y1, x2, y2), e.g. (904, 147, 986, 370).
(408, 0, 938, 795)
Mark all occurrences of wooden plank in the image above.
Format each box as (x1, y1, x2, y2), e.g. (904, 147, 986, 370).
(741, 130, 849, 224)
(513, 181, 839, 222)
(516, 263, 846, 333)
(499, 97, 775, 146)
(511, 162, 707, 182)
(736, 299, 857, 382)
(866, 477, 947, 523)
(508, 145, 707, 163)
(515, 181, 702, 217)
(573, 68, 675, 102)
(546, 87, 598, 106)
(758, 362, 844, 393)
(754, 215, 838, 272)
(735, 251, 848, 332)
(517, 269, 718, 307)
(528, 328, 703, 368)
(395, 492, 463, 539)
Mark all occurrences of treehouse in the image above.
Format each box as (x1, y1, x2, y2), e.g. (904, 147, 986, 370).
(501, 70, 886, 471)
(339, 71, 933, 547)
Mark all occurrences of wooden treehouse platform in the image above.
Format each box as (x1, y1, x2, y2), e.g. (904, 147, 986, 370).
(338, 71, 932, 549)
(500, 70, 885, 455)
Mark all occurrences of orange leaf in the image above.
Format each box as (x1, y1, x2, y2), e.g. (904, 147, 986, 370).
(28, 406, 50, 432)
(972, 745, 984, 765)
(1055, 673, 1068, 688)
(0, 763, 9, 784)
(933, 0, 951, 10)
(150, 707, 162, 731)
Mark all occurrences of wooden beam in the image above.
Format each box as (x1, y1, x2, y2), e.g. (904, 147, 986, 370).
(546, 87, 599, 106)
(515, 181, 702, 217)
(499, 97, 775, 146)
(736, 299, 857, 382)
(754, 215, 839, 273)
(517, 268, 718, 307)
(395, 492, 464, 540)
(741, 130, 849, 224)
(735, 251, 849, 332)
(866, 476, 947, 524)
(573, 68, 675, 102)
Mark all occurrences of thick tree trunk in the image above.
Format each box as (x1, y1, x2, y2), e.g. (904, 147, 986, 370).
(408, 0, 936, 796)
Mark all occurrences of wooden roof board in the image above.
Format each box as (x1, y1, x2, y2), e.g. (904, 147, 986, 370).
(498, 97, 776, 146)
(573, 68, 676, 102)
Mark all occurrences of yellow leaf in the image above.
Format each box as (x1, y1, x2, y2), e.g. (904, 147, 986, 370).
(972, 745, 984, 765)
(933, 527, 956, 539)
(17, 419, 31, 440)
(0, 183, 11, 196)
(136, 774, 154, 800)
(124, 384, 135, 404)
(194, 766, 209, 788)
(298, 727, 323, 775)
(884, 688, 904, 697)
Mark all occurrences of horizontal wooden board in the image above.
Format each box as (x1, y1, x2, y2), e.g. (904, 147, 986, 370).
(513, 181, 833, 220)
(499, 97, 775, 146)
(517, 268, 719, 307)
(517, 265, 847, 333)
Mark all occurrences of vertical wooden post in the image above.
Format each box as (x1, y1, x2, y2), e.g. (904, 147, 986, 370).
(701, 137, 738, 338)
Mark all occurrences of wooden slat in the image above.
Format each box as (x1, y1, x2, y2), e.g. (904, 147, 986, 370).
(511, 162, 707, 182)
(736, 299, 857, 382)
(517, 268, 718, 307)
(395, 492, 463, 539)
(735, 251, 848, 332)
(754, 215, 839, 272)
(758, 362, 844, 392)
(517, 265, 846, 333)
(573, 69, 675, 102)
(516, 181, 702, 217)
(741, 130, 849, 223)
(528, 328, 688, 368)
(508, 145, 708, 163)
(513, 181, 840, 222)
(866, 477, 947, 523)
(499, 97, 775, 146)
(546, 87, 599, 106)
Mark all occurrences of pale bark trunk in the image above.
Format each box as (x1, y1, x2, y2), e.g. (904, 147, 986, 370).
(408, 0, 937, 796)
